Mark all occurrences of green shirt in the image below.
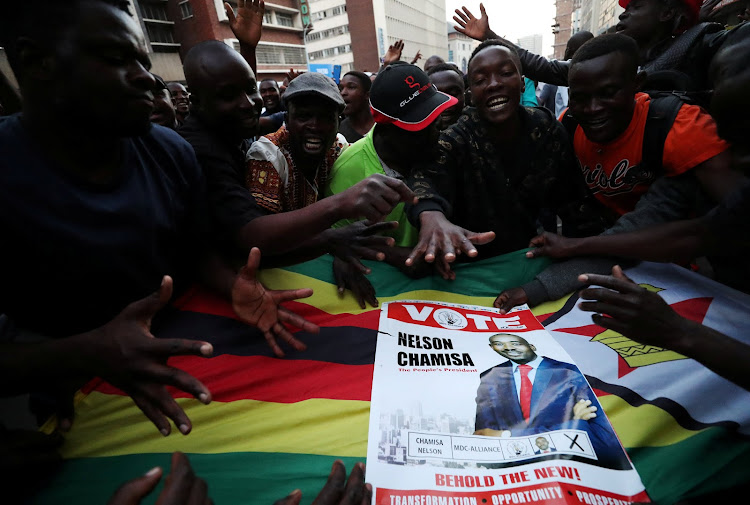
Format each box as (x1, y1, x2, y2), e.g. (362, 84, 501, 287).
(324, 128, 418, 247)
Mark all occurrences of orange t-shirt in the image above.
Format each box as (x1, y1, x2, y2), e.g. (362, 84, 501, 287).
(573, 93, 729, 216)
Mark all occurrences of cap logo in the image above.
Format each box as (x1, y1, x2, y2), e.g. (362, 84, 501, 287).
(405, 76, 421, 88)
(400, 76, 431, 108)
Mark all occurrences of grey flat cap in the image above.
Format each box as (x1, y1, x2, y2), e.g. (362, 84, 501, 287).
(282, 72, 345, 112)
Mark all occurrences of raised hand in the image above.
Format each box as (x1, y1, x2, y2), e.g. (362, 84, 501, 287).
(273, 461, 371, 505)
(453, 3, 491, 41)
(84, 276, 213, 436)
(225, 0, 265, 47)
(107, 452, 211, 505)
(383, 39, 405, 66)
(286, 68, 304, 83)
(493, 286, 529, 314)
(405, 211, 495, 280)
(232, 247, 320, 357)
(410, 50, 423, 65)
(336, 173, 417, 224)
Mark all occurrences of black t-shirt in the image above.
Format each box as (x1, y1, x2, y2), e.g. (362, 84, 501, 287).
(338, 117, 364, 144)
(0, 115, 209, 336)
(179, 115, 267, 245)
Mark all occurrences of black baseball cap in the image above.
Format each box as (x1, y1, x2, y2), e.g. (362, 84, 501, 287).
(370, 63, 458, 132)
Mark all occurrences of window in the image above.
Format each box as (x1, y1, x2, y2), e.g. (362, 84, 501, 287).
(140, 2, 169, 21)
(179, 1, 193, 19)
(146, 23, 176, 44)
(276, 13, 294, 27)
(264, 11, 272, 23)
(255, 44, 306, 65)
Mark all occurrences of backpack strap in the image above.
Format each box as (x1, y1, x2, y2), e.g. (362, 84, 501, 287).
(559, 106, 578, 143)
(641, 93, 683, 180)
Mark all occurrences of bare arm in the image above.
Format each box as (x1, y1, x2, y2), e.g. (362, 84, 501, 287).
(225, 0, 264, 75)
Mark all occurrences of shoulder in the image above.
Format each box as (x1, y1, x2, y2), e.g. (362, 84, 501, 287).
(479, 362, 511, 378)
(539, 357, 577, 372)
(131, 125, 203, 185)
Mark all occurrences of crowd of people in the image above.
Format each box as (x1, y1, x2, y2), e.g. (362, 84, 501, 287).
(1, 0, 749, 502)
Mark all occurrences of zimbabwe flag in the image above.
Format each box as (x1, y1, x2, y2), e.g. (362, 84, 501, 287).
(36, 252, 750, 504)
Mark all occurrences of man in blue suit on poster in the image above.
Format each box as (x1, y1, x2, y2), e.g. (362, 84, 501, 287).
(474, 333, 632, 469)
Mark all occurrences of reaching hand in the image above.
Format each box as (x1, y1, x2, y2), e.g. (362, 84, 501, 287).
(525, 232, 578, 259)
(336, 173, 417, 224)
(493, 287, 529, 314)
(333, 255, 378, 309)
(273, 461, 371, 505)
(578, 265, 689, 349)
(383, 40, 405, 66)
(225, 0, 265, 47)
(699, 0, 722, 22)
(410, 50, 423, 65)
(232, 248, 320, 358)
(326, 221, 398, 273)
(405, 211, 495, 280)
(453, 3, 491, 41)
(572, 399, 597, 421)
(107, 452, 211, 505)
(739, 7, 750, 22)
(85, 276, 214, 436)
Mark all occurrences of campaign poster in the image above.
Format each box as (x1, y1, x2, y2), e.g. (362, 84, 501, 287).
(366, 301, 649, 505)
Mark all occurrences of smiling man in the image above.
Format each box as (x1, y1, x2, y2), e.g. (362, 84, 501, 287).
(426, 63, 466, 131)
(404, 40, 582, 277)
(259, 78, 283, 116)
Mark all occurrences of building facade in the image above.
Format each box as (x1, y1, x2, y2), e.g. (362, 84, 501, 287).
(572, 0, 623, 39)
(517, 34, 544, 56)
(552, 0, 574, 59)
(447, 22, 479, 73)
(305, 0, 449, 74)
(168, 0, 307, 83)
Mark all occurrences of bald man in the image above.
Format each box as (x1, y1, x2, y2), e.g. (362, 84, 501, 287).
(179, 41, 417, 265)
(423, 54, 446, 73)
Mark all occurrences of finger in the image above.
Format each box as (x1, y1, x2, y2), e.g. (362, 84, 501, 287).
(272, 323, 308, 352)
(454, 9, 469, 23)
(465, 230, 496, 246)
(577, 273, 643, 294)
(591, 313, 632, 334)
(263, 331, 286, 358)
(526, 247, 546, 259)
(579, 286, 637, 307)
(107, 467, 163, 505)
(132, 393, 172, 436)
(345, 254, 372, 274)
(405, 241, 427, 267)
(223, 2, 236, 24)
(361, 484, 373, 505)
(312, 460, 347, 505)
(341, 462, 366, 505)
(148, 387, 194, 436)
(333, 261, 347, 295)
(127, 276, 174, 322)
(434, 258, 455, 281)
(578, 301, 638, 322)
(462, 6, 476, 20)
(456, 235, 478, 258)
(137, 363, 211, 404)
(528, 234, 546, 248)
(350, 278, 368, 310)
(156, 452, 196, 505)
(273, 490, 302, 505)
(611, 265, 635, 284)
(383, 177, 417, 204)
(480, 2, 487, 18)
(279, 306, 320, 334)
(239, 247, 262, 281)
(361, 220, 399, 236)
(441, 233, 457, 264)
(271, 287, 315, 304)
(147, 338, 214, 359)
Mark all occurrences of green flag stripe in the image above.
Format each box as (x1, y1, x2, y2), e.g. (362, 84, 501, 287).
(281, 249, 551, 298)
(34, 452, 362, 505)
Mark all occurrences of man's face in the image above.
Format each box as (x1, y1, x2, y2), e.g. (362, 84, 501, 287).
(51, 3, 155, 136)
(193, 59, 262, 140)
(167, 82, 190, 114)
(286, 96, 340, 163)
(469, 46, 522, 126)
(430, 70, 465, 130)
(150, 88, 176, 128)
(338, 75, 368, 117)
(616, 0, 669, 45)
(259, 80, 281, 111)
(535, 437, 549, 450)
(568, 52, 638, 144)
(488, 334, 536, 363)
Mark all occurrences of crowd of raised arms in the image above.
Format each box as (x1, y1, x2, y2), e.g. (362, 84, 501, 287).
(1, 0, 749, 502)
